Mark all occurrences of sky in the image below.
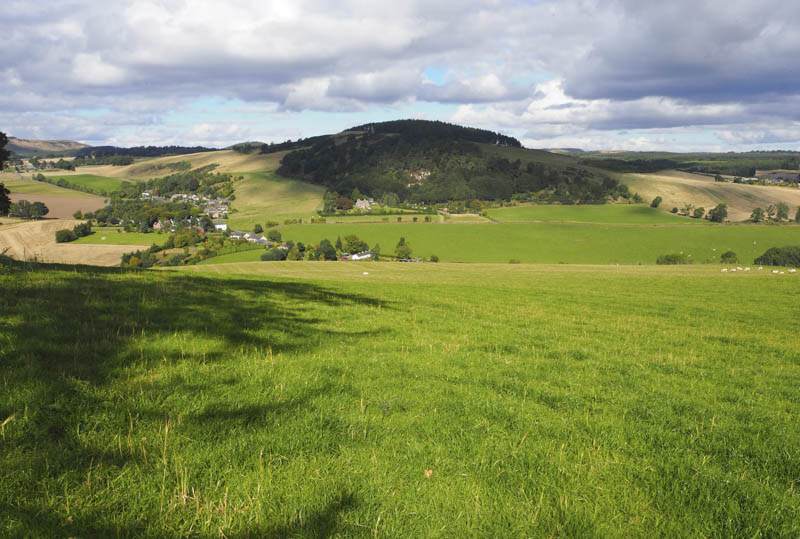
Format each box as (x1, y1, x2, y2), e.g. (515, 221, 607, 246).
(3, 0, 800, 151)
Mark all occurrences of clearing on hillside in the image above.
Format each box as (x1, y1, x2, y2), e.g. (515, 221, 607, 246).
(1, 172, 105, 199)
(623, 170, 800, 221)
(40, 173, 132, 193)
(226, 171, 324, 230)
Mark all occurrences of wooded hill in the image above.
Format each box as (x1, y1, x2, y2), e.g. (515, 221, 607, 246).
(273, 120, 629, 204)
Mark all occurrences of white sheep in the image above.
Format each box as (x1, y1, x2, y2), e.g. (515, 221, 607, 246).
(721, 268, 728, 272)
(737, 266, 743, 270)
(789, 269, 797, 274)
(772, 270, 779, 274)
(744, 267, 750, 271)
(758, 267, 763, 271)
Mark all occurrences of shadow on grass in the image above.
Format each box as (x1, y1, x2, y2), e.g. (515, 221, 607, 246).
(0, 257, 389, 536)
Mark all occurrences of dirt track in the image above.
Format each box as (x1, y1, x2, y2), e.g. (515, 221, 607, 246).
(0, 219, 131, 266)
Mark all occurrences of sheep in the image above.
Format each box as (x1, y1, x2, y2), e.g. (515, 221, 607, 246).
(772, 270, 779, 274)
(737, 266, 743, 270)
(744, 267, 751, 271)
(730, 268, 736, 272)
(758, 267, 763, 271)
(721, 268, 728, 272)
(789, 269, 797, 274)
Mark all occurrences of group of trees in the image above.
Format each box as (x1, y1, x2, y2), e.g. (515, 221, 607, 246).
(749, 203, 797, 223)
(278, 120, 627, 205)
(7, 199, 49, 219)
(670, 203, 728, 222)
(55, 221, 92, 243)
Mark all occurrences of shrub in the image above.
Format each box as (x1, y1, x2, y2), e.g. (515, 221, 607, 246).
(509, 259, 521, 264)
(650, 196, 662, 208)
(55, 229, 77, 243)
(671, 207, 679, 213)
(656, 253, 693, 265)
(429, 255, 439, 262)
(267, 229, 282, 242)
(261, 248, 287, 261)
(253, 224, 263, 234)
(754, 246, 800, 267)
(720, 250, 738, 263)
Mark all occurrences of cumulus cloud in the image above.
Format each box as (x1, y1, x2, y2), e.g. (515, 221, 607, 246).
(1, 0, 800, 148)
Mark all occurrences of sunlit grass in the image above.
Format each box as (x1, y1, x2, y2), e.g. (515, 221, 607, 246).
(2, 258, 799, 536)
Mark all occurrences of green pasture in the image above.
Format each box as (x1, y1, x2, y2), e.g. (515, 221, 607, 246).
(2, 258, 799, 536)
(73, 230, 170, 246)
(227, 171, 324, 230)
(487, 203, 695, 224)
(0, 174, 102, 198)
(42, 173, 132, 193)
(266, 222, 800, 264)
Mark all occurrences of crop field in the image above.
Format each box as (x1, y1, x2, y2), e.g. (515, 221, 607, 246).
(253, 221, 800, 265)
(65, 150, 289, 181)
(622, 170, 800, 221)
(487, 203, 697, 224)
(0, 220, 132, 266)
(41, 173, 132, 193)
(2, 259, 798, 536)
(226, 171, 324, 230)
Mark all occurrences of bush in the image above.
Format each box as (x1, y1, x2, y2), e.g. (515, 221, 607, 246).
(429, 255, 439, 262)
(253, 224, 263, 234)
(261, 248, 287, 261)
(55, 229, 77, 243)
(671, 207, 679, 214)
(720, 250, 738, 263)
(267, 229, 282, 242)
(650, 196, 662, 208)
(509, 259, 521, 264)
(656, 253, 693, 265)
(754, 246, 800, 267)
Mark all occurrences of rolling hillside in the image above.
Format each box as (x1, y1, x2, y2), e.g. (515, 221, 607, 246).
(6, 137, 90, 156)
(623, 170, 800, 221)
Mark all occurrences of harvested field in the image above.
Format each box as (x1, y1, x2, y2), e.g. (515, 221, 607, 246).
(0, 219, 128, 266)
(623, 170, 800, 221)
(8, 193, 106, 218)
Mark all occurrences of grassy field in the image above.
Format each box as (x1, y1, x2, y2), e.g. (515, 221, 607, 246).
(41, 173, 132, 193)
(2, 258, 799, 536)
(226, 171, 325, 230)
(487, 204, 697, 224)
(73, 230, 170, 246)
(259, 221, 800, 264)
(1, 172, 104, 198)
(623, 170, 800, 221)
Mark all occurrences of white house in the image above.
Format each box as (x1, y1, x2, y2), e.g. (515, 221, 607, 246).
(214, 223, 228, 231)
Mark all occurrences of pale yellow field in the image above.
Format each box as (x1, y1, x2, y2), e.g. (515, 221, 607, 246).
(0, 219, 129, 266)
(48, 150, 288, 181)
(623, 170, 800, 221)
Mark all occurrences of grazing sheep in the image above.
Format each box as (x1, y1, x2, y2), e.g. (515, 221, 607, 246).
(721, 268, 728, 272)
(780, 271, 785, 275)
(730, 268, 736, 272)
(772, 270, 779, 274)
(744, 267, 750, 271)
(789, 269, 797, 273)
(758, 267, 763, 271)
(737, 266, 743, 270)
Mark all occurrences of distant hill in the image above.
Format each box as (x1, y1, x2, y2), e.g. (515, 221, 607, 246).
(274, 119, 629, 204)
(7, 137, 90, 156)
